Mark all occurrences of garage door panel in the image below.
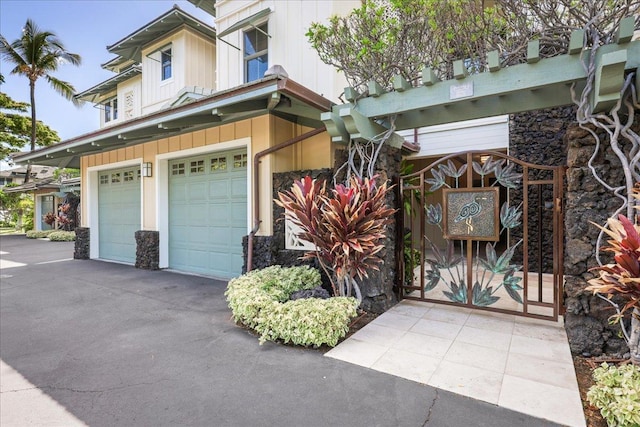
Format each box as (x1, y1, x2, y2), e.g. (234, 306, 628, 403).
(188, 206, 210, 224)
(230, 177, 247, 197)
(209, 226, 231, 243)
(169, 150, 247, 278)
(209, 180, 228, 196)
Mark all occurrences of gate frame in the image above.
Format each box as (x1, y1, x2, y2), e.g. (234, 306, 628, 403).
(397, 150, 565, 321)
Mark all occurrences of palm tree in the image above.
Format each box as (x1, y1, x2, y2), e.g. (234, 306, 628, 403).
(0, 19, 81, 183)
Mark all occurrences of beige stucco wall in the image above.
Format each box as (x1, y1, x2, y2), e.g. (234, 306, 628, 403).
(80, 114, 332, 237)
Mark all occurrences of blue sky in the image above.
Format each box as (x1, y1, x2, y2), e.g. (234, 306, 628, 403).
(0, 0, 213, 169)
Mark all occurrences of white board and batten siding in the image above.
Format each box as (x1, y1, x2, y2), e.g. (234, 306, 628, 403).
(399, 115, 510, 158)
(214, 0, 359, 102)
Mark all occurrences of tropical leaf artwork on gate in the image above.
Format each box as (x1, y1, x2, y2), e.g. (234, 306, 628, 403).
(422, 157, 525, 307)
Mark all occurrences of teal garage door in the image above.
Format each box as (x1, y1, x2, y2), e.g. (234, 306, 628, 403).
(169, 150, 248, 278)
(98, 167, 141, 263)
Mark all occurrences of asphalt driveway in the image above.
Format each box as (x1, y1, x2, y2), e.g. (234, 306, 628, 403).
(0, 235, 559, 427)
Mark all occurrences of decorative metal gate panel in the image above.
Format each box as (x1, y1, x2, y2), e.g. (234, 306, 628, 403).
(398, 151, 564, 321)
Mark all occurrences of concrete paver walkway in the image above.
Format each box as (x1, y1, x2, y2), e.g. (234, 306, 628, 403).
(326, 300, 586, 427)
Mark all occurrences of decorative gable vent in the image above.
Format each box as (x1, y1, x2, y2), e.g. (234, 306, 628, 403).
(125, 91, 135, 118)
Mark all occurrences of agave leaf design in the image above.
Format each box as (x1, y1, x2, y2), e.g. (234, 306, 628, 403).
(439, 160, 468, 179)
(424, 267, 441, 292)
(480, 241, 523, 274)
(425, 239, 462, 269)
(494, 162, 522, 189)
(425, 203, 442, 225)
(500, 202, 522, 229)
(443, 280, 467, 303)
(472, 282, 500, 306)
(503, 269, 524, 304)
(425, 168, 446, 192)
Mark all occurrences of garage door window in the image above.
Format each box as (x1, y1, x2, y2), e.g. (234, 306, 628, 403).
(172, 162, 185, 176)
(233, 153, 247, 169)
(210, 156, 227, 172)
(190, 159, 205, 174)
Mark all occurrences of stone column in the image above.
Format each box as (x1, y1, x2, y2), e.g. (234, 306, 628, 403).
(73, 227, 90, 259)
(135, 230, 159, 270)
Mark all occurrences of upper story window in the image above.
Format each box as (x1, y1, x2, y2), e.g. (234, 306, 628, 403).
(103, 97, 118, 123)
(244, 23, 268, 83)
(161, 47, 172, 81)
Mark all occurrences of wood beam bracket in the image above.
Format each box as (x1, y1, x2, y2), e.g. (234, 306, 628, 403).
(338, 107, 405, 148)
(592, 49, 627, 113)
(321, 110, 349, 144)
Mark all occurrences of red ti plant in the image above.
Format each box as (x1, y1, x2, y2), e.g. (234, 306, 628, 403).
(587, 213, 640, 365)
(276, 175, 395, 303)
(43, 211, 56, 226)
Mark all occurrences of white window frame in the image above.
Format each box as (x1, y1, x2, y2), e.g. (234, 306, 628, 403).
(161, 47, 172, 81)
(243, 23, 268, 83)
(103, 97, 118, 123)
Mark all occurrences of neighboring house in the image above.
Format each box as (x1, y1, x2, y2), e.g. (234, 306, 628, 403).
(0, 165, 55, 188)
(13, 1, 360, 279)
(3, 177, 81, 231)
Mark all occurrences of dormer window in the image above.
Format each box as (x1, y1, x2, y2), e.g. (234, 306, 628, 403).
(244, 23, 268, 83)
(161, 47, 172, 81)
(103, 97, 118, 122)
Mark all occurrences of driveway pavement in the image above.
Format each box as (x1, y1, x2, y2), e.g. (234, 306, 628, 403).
(0, 235, 560, 426)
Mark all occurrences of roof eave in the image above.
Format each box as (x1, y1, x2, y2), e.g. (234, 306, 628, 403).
(13, 77, 334, 169)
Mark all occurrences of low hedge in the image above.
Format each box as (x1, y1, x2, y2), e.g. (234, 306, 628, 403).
(26, 230, 54, 239)
(225, 265, 358, 347)
(48, 231, 76, 241)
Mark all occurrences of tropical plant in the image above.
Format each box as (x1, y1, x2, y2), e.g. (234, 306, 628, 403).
(276, 175, 395, 303)
(225, 265, 358, 347)
(587, 362, 640, 427)
(42, 211, 56, 226)
(0, 19, 81, 183)
(0, 91, 60, 161)
(587, 211, 640, 365)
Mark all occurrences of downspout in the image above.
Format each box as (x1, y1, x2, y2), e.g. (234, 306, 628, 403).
(247, 126, 326, 272)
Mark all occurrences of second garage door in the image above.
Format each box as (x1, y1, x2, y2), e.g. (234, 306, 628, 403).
(168, 150, 247, 278)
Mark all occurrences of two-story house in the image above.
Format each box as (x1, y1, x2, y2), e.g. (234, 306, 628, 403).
(14, 1, 360, 279)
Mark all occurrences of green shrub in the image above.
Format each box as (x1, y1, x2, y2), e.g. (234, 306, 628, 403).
(26, 229, 55, 239)
(587, 362, 640, 427)
(48, 230, 76, 241)
(225, 265, 358, 347)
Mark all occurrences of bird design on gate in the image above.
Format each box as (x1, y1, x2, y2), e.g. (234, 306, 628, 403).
(454, 196, 483, 223)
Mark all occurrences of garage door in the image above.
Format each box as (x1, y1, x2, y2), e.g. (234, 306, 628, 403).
(168, 150, 247, 278)
(98, 167, 141, 263)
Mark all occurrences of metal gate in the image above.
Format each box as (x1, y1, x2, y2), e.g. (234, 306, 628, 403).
(398, 151, 564, 321)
